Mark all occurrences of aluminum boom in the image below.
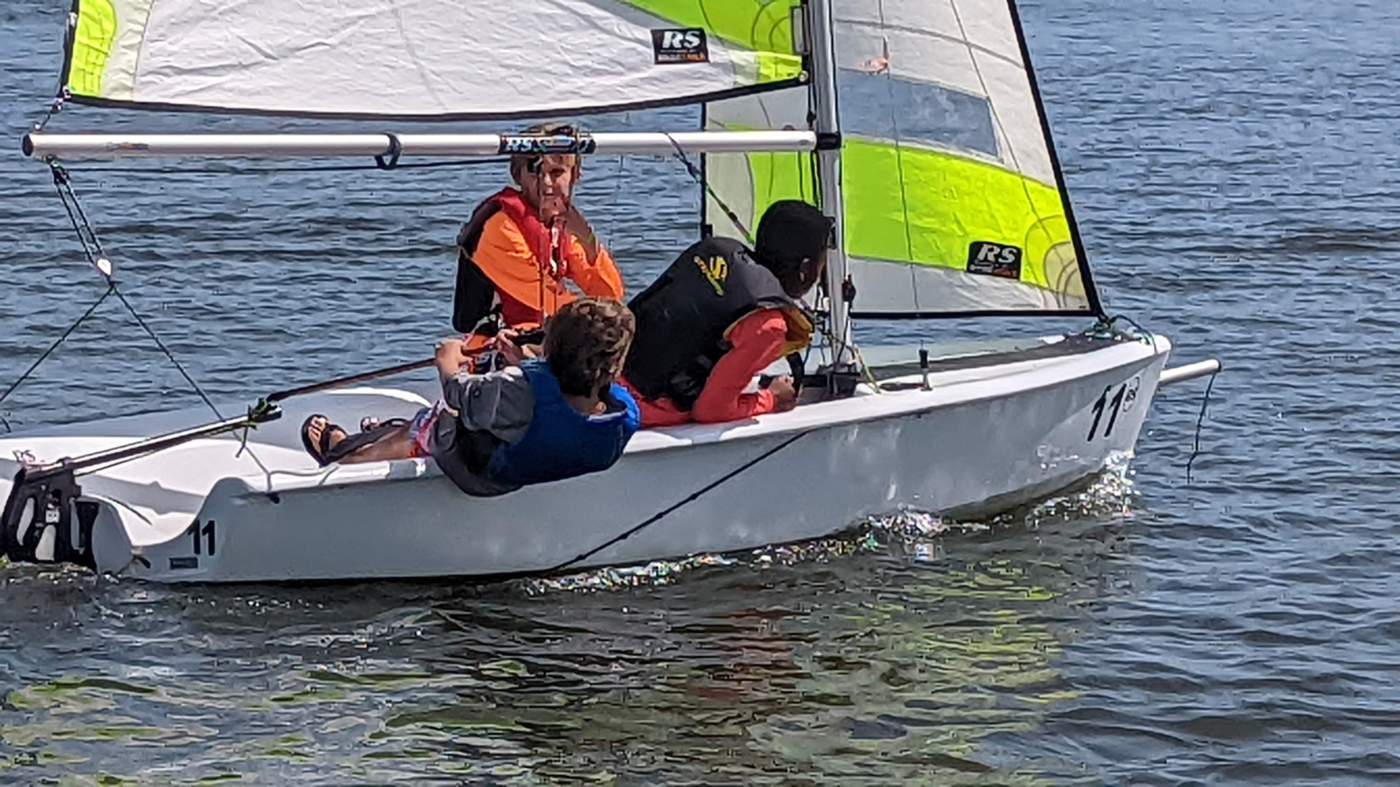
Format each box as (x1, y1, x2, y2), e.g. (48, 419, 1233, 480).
(21, 130, 816, 160)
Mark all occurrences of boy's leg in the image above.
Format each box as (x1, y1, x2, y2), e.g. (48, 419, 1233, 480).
(304, 416, 416, 464)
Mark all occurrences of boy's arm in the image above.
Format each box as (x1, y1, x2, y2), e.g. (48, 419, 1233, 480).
(689, 310, 789, 423)
(440, 365, 535, 443)
(566, 242, 625, 299)
(562, 207, 625, 299)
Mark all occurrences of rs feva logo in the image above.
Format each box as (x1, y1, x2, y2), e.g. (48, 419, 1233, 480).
(974, 243, 1019, 265)
(661, 30, 702, 49)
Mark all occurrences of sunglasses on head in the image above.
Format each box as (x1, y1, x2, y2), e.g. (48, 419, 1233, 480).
(523, 124, 582, 175)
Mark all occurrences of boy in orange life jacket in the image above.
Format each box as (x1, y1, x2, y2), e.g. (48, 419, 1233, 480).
(622, 201, 832, 426)
(453, 123, 625, 338)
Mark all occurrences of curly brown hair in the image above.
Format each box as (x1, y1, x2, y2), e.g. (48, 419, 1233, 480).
(543, 297, 636, 397)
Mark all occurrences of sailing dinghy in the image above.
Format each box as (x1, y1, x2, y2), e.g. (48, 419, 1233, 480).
(2, 0, 1217, 584)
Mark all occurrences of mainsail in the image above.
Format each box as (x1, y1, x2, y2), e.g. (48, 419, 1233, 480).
(704, 0, 1102, 317)
(59, 0, 803, 118)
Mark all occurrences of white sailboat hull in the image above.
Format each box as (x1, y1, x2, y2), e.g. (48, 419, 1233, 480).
(0, 334, 1170, 584)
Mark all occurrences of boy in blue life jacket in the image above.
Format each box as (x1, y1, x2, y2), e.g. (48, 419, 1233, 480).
(301, 297, 640, 496)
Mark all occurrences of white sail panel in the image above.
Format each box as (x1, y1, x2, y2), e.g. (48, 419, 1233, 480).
(62, 0, 803, 118)
(702, 87, 813, 242)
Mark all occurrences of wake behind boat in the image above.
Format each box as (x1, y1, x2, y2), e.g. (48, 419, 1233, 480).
(2, 0, 1217, 584)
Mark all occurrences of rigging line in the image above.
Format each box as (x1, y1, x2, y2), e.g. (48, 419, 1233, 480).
(595, 154, 628, 251)
(31, 90, 68, 132)
(0, 286, 114, 433)
(813, 314, 881, 392)
(51, 162, 106, 257)
(663, 132, 754, 243)
(108, 287, 226, 421)
(50, 162, 106, 266)
(50, 162, 270, 470)
(1185, 371, 1217, 484)
(545, 428, 812, 575)
(1103, 312, 1158, 354)
(56, 158, 512, 176)
(49, 161, 227, 423)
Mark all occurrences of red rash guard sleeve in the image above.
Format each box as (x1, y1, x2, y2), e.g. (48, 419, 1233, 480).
(689, 309, 789, 423)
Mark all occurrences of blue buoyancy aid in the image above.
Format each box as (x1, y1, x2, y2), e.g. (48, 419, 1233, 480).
(486, 360, 640, 487)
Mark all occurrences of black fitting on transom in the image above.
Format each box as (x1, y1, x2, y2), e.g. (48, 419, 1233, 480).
(376, 133, 403, 170)
(841, 275, 856, 305)
(815, 131, 842, 151)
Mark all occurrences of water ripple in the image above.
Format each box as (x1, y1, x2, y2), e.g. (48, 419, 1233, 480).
(3, 0, 1400, 783)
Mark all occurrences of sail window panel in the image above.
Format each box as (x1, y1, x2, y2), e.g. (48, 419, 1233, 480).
(837, 70, 998, 159)
(834, 17, 985, 97)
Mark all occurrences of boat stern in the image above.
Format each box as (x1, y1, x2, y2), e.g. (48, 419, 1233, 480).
(0, 463, 136, 575)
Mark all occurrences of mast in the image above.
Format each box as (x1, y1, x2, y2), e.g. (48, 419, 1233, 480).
(805, 0, 854, 363)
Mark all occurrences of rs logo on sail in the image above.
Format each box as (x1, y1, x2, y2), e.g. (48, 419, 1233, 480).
(966, 241, 1024, 279)
(652, 28, 709, 64)
(694, 255, 728, 295)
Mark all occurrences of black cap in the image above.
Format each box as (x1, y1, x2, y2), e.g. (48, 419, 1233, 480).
(753, 200, 833, 275)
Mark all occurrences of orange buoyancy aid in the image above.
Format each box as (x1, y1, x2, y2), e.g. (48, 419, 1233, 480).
(454, 188, 564, 333)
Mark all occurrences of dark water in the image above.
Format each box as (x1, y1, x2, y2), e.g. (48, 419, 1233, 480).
(2, 0, 1398, 782)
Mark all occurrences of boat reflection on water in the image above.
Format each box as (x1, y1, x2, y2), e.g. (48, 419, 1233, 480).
(0, 464, 1142, 781)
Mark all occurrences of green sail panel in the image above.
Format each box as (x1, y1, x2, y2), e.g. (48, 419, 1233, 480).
(57, 0, 804, 118)
(620, 0, 803, 83)
(703, 0, 1100, 316)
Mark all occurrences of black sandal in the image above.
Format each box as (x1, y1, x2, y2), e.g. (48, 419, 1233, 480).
(302, 413, 410, 467)
(301, 414, 348, 467)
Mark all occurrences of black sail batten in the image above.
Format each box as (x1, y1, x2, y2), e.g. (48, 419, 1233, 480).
(1003, 0, 1104, 319)
(852, 308, 1113, 321)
